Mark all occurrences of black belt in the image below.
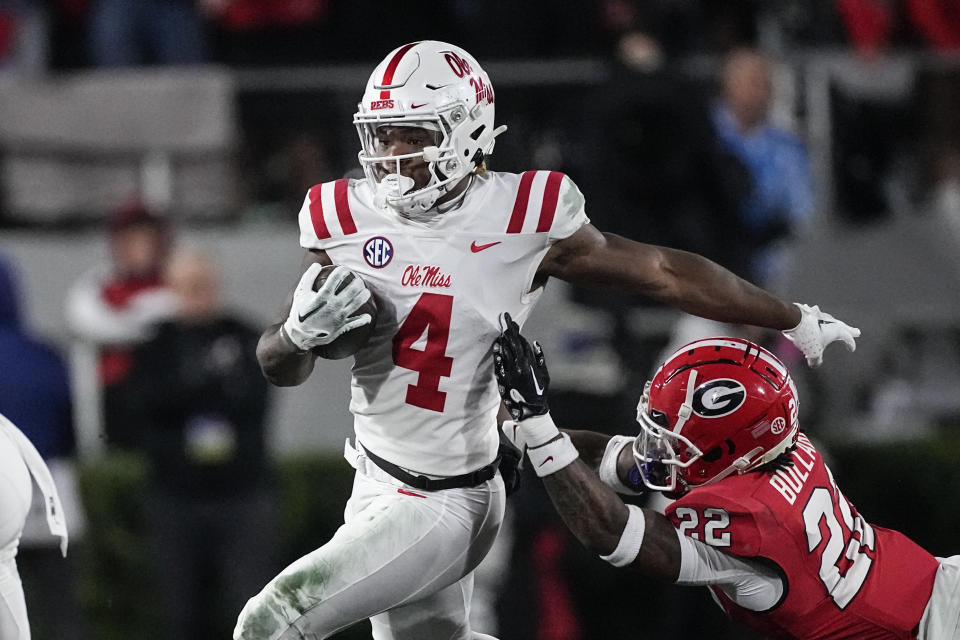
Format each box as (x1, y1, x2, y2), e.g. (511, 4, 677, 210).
(360, 443, 500, 491)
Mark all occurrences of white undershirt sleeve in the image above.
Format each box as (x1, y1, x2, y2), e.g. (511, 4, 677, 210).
(675, 528, 784, 612)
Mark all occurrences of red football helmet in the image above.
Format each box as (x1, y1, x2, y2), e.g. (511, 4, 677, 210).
(633, 337, 799, 494)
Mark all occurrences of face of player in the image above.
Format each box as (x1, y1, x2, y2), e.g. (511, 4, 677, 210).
(372, 125, 442, 190)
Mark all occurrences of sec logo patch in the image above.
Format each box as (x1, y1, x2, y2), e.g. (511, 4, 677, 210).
(364, 236, 393, 268)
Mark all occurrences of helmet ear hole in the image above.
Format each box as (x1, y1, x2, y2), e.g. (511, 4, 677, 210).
(703, 446, 723, 463)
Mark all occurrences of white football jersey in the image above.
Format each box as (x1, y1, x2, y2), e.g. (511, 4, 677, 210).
(297, 170, 589, 475)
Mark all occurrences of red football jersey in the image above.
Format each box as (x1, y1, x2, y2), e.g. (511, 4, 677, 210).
(666, 434, 938, 639)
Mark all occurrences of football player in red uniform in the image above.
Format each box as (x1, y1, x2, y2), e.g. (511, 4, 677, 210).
(494, 315, 960, 639)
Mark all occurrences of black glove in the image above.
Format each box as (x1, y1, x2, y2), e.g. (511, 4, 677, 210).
(497, 436, 523, 497)
(493, 312, 550, 421)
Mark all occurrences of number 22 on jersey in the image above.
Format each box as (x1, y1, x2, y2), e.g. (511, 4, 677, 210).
(392, 293, 454, 412)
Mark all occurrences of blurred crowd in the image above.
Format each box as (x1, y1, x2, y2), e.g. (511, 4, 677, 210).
(0, 0, 957, 72)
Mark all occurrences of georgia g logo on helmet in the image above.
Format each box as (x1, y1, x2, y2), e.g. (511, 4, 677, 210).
(691, 378, 747, 418)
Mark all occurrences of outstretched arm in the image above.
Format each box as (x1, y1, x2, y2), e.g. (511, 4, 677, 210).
(538, 450, 683, 581)
(493, 312, 680, 579)
(537, 224, 859, 366)
(538, 224, 798, 329)
(493, 315, 786, 602)
(256, 250, 331, 386)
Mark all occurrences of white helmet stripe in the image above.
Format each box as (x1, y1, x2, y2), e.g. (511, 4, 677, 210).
(661, 338, 787, 379)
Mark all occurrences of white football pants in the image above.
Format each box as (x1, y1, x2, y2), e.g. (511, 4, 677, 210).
(234, 442, 505, 640)
(0, 428, 33, 640)
(919, 554, 960, 640)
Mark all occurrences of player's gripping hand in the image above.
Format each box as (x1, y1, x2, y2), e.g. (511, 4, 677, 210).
(282, 263, 372, 351)
(493, 312, 550, 421)
(782, 303, 861, 368)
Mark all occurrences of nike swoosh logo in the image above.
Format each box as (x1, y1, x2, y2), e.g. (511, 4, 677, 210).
(297, 306, 323, 323)
(470, 240, 501, 253)
(410, 102, 429, 109)
(538, 456, 554, 467)
(530, 365, 544, 394)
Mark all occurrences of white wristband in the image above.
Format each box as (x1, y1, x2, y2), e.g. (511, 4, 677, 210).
(599, 435, 643, 495)
(517, 412, 561, 448)
(600, 504, 646, 567)
(527, 433, 579, 477)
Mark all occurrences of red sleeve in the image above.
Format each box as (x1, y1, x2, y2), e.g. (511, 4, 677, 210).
(666, 487, 766, 558)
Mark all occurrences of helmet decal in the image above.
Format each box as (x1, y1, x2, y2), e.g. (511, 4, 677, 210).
(378, 42, 419, 98)
(691, 379, 747, 418)
(633, 337, 800, 494)
(770, 416, 787, 435)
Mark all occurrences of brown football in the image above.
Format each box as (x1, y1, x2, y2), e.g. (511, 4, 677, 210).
(310, 264, 378, 360)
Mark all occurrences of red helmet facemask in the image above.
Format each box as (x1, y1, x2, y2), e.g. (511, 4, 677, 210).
(632, 337, 799, 494)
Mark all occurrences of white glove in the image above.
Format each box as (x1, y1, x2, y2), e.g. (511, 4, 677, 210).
(782, 303, 860, 368)
(501, 414, 578, 477)
(501, 413, 561, 453)
(282, 264, 372, 351)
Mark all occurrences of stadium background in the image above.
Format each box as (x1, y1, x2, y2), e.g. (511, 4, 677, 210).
(2, 1, 960, 638)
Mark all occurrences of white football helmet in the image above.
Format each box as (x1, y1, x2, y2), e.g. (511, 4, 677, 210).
(354, 41, 507, 218)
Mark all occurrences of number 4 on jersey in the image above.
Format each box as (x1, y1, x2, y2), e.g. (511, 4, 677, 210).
(392, 293, 454, 412)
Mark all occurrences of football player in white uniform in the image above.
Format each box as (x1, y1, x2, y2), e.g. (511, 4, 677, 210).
(235, 41, 861, 640)
(0, 413, 68, 640)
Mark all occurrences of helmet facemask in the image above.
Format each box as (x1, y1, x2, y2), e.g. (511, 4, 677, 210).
(633, 377, 704, 493)
(353, 41, 506, 221)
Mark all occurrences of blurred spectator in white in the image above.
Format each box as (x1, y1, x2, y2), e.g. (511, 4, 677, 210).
(712, 48, 813, 289)
(0, 253, 84, 640)
(65, 200, 176, 451)
(123, 249, 275, 639)
(0, 0, 49, 74)
(88, 0, 209, 67)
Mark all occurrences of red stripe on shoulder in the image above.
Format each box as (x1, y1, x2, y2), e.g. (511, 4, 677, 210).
(379, 42, 418, 100)
(537, 171, 565, 233)
(334, 179, 357, 235)
(307, 184, 330, 240)
(507, 171, 537, 233)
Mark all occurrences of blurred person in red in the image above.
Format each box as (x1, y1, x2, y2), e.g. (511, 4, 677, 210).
(199, 0, 328, 65)
(65, 200, 176, 449)
(838, 0, 960, 55)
